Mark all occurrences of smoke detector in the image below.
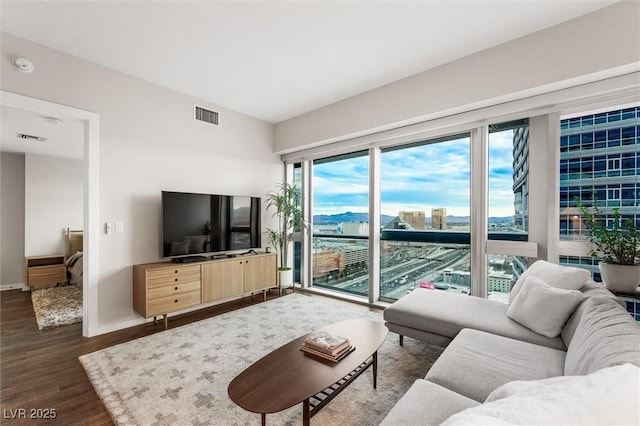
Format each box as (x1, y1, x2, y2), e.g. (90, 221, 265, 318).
(13, 57, 34, 73)
(43, 116, 62, 125)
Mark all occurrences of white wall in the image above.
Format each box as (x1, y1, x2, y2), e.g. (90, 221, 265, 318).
(0, 153, 25, 287)
(275, 1, 640, 152)
(24, 154, 83, 257)
(1, 33, 282, 332)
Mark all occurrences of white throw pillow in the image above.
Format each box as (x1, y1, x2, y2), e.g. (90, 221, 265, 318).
(442, 364, 640, 425)
(509, 260, 590, 304)
(507, 275, 583, 338)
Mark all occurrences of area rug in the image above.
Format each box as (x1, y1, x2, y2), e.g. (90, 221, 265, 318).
(31, 285, 83, 330)
(80, 294, 442, 425)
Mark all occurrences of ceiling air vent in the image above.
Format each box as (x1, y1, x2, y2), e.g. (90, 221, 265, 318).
(17, 133, 47, 142)
(195, 105, 219, 126)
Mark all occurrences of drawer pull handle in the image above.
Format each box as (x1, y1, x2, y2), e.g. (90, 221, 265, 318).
(174, 270, 178, 274)
(175, 278, 178, 282)
(174, 299, 178, 303)
(174, 286, 178, 290)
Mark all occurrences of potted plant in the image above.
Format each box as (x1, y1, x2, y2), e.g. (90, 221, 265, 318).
(265, 183, 308, 293)
(578, 196, 640, 293)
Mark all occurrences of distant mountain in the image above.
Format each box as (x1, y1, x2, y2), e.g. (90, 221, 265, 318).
(425, 215, 514, 224)
(313, 212, 395, 225)
(313, 212, 514, 226)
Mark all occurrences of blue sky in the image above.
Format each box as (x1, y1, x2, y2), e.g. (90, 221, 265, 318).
(313, 131, 517, 217)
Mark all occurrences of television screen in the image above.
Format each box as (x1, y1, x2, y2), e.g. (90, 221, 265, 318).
(162, 191, 261, 258)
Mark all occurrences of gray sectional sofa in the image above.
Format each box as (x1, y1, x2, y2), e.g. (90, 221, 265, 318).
(381, 276, 640, 425)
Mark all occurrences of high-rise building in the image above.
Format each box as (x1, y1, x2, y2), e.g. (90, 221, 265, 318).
(431, 208, 447, 230)
(559, 107, 639, 240)
(342, 221, 369, 235)
(511, 106, 639, 264)
(399, 211, 426, 230)
(512, 127, 529, 231)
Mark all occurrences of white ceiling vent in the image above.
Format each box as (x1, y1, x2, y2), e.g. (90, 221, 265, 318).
(195, 105, 219, 126)
(17, 133, 47, 142)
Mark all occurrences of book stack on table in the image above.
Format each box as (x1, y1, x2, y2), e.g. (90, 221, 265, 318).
(300, 330, 354, 362)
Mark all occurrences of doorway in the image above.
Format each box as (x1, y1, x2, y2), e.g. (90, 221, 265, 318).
(0, 91, 99, 337)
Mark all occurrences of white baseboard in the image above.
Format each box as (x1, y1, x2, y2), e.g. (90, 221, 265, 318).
(89, 294, 257, 337)
(93, 317, 148, 336)
(0, 283, 28, 292)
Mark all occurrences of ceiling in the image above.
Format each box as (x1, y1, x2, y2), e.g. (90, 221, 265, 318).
(0, 1, 619, 125)
(0, 105, 84, 160)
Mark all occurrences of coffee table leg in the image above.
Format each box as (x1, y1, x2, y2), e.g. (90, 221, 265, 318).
(373, 351, 378, 389)
(261, 413, 266, 426)
(303, 399, 310, 426)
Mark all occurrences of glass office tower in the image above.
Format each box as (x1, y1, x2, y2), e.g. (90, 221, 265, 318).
(558, 106, 639, 320)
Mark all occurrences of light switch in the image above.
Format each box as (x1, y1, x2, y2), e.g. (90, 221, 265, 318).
(105, 222, 112, 234)
(115, 221, 124, 233)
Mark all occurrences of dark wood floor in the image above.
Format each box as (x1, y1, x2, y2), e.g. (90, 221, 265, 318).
(0, 288, 290, 425)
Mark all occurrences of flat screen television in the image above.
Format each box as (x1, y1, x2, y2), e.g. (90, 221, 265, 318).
(161, 191, 261, 258)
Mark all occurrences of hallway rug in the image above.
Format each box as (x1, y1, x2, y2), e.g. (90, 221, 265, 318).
(31, 285, 82, 330)
(80, 293, 442, 425)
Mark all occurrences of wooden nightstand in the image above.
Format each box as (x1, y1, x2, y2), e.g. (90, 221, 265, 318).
(26, 255, 67, 289)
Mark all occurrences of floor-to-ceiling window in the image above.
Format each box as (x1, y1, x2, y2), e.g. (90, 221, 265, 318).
(283, 95, 637, 313)
(379, 134, 471, 300)
(311, 152, 369, 297)
(486, 120, 530, 302)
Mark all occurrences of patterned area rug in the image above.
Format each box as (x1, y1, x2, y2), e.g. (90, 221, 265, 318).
(80, 293, 442, 425)
(31, 285, 83, 330)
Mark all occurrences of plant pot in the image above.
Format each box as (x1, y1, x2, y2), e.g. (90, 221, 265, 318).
(599, 262, 640, 294)
(278, 268, 294, 292)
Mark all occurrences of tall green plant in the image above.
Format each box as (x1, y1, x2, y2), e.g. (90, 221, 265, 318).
(577, 196, 640, 265)
(264, 183, 308, 270)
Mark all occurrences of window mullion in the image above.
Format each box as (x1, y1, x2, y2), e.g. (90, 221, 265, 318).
(470, 126, 488, 298)
(302, 160, 312, 289)
(369, 147, 381, 303)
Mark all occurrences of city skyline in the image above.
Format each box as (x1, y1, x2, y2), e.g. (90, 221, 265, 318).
(312, 130, 518, 218)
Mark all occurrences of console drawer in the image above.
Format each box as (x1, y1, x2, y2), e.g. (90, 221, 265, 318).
(147, 280, 200, 299)
(146, 265, 201, 280)
(147, 290, 201, 316)
(148, 271, 201, 288)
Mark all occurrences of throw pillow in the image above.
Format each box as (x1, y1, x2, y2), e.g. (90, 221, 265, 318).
(507, 275, 583, 338)
(509, 260, 590, 304)
(442, 363, 640, 425)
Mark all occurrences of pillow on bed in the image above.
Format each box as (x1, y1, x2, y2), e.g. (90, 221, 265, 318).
(66, 251, 83, 267)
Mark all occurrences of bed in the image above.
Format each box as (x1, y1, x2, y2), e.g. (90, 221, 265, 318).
(65, 228, 83, 287)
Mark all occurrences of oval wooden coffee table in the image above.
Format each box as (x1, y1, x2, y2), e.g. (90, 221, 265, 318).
(228, 318, 388, 425)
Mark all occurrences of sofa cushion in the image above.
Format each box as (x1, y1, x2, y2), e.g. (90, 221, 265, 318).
(509, 260, 590, 304)
(425, 328, 566, 402)
(561, 280, 622, 346)
(383, 289, 565, 350)
(507, 276, 583, 338)
(379, 379, 480, 426)
(565, 296, 640, 376)
(441, 363, 640, 425)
